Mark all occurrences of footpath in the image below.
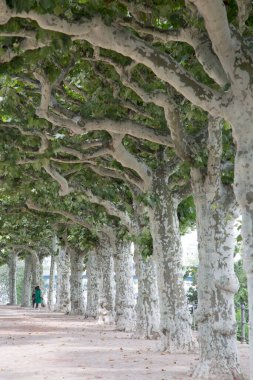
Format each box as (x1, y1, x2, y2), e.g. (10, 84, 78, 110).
(0, 306, 249, 380)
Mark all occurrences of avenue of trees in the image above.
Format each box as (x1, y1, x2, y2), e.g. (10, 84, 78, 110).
(0, 1, 252, 379)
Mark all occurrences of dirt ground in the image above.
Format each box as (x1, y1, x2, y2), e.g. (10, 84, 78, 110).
(0, 306, 249, 380)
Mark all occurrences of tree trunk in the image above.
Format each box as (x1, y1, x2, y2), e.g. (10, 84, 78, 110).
(232, 122, 253, 380)
(97, 234, 115, 324)
(69, 248, 85, 315)
(48, 253, 56, 311)
(7, 252, 17, 305)
(86, 249, 99, 319)
(31, 252, 41, 291)
(148, 167, 195, 353)
(21, 254, 32, 307)
(188, 116, 243, 379)
(133, 252, 160, 339)
(55, 246, 70, 313)
(191, 167, 241, 379)
(114, 240, 136, 332)
(39, 255, 45, 297)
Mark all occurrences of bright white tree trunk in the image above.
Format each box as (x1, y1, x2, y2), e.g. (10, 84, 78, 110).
(86, 249, 99, 319)
(21, 254, 32, 307)
(97, 235, 115, 324)
(134, 252, 160, 339)
(7, 252, 17, 305)
(148, 168, 194, 353)
(56, 246, 70, 313)
(48, 253, 56, 311)
(48, 236, 60, 311)
(114, 240, 136, 332)
(189, 118, 242, 379)
(69, 247, 85, 315)
(31, 252, 41, 291)
(232, 120, 253, 380)
(39, 255, 45, 297)
(191, 167, 241, 379)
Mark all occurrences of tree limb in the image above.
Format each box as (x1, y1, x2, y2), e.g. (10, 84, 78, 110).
(43, 162, 73, 196)
(2, 8, 224, 115)
(236, 0, 252, 32)
(87, 163, 144, 191)
(74, 186, 134, 232)
(120, 21, 228, 86)
(1, 123, 49, 153)
(189, 0, 235, 78)
(26, 200, 93, 230)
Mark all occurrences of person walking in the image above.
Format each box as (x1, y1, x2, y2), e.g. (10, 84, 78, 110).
(35, 285, 42, 309)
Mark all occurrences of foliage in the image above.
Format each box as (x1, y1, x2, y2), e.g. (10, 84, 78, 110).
(178, 196, 196, 234)
(234, 259, 248, 307)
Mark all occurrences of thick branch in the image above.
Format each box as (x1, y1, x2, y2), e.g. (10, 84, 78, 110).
(0, 30, 50, 63)
(121, 21, 228, 86)
(26, 200, 93, 230)
(84, 119, 172, 146)
(43, 162, 73, 196)
(206, 116, 222, 191)
(110, 132, 152, 190)
(3, 8, 224, 115)
(174, 183, 192, 205)
(87, 163, 144, 191)
(189, 0, 235, 78)
(83, 189, 134, 232)
(236, 0, 252, 32)
(1, 124, 49, 153)
(33, 71, 52, 116)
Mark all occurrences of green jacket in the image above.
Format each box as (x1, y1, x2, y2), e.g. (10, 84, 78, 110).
(35, 288, 42, 303)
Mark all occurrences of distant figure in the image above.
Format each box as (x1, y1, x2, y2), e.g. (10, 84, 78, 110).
(32, 291, 36, 308)
(35, 286, 42, 309)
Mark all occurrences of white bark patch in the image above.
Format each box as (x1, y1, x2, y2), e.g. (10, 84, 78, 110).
(55, 247, 71, 313)
(149, 168, 195, 353)
(86, 249, 99, 319)
(47, 253, 56, 311)
(133, 253, 160, 339)
(7, 252, 17, 305)
(21, 255, 32, 307)
(232, 132, 253, 380)
(191, 167, 242, 379)
(31, 252, 41, 291)
(69, 248, 85, 315)
(97, 236, 115, 324)
(114, 241, 136, 332)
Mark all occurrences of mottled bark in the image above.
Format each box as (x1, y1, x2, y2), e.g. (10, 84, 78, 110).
(55, 246, 70, 313)
(39, 255, 45, 296)
(7, 252, 17, 305)
(148, 166, 195, 353)
(47, 253, 56, 311)
(114, 240, 136, 332)
(134, 252, 160, 339)
(192, 168, 241, 379)
(21, 254, 32, 307)
(97, 235, 115, 324)
(86, 249, 99, 319)
(31, 252, 42, 290)
(232, 120, 253, 380)
(69, 247, 85, 315)
(189, 119, 242, 379)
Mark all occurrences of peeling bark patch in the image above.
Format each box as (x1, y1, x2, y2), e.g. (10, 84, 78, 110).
(246, 191, 253, 203)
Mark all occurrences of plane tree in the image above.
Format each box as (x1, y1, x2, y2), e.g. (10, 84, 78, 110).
(0, 0, 251, 377)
